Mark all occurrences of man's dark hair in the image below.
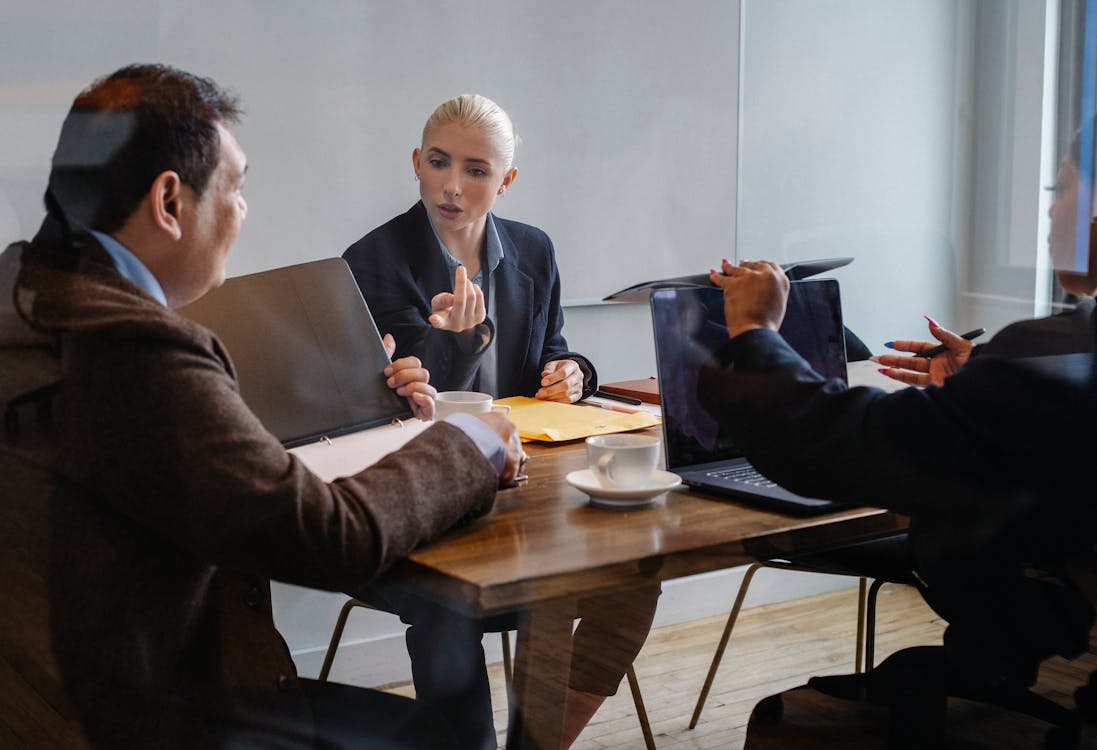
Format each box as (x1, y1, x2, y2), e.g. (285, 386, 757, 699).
(46, 63, 242, 233)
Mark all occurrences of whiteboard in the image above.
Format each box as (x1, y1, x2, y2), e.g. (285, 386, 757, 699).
(0, 0, 739, 304)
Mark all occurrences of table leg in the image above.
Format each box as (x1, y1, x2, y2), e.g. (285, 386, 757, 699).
(506, 598, 577, 750)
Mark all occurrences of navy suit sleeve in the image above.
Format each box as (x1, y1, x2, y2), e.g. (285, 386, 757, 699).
(535, 235, 598, 397)
(698, 328, 1096, 521)
(491, 219, 598, 398)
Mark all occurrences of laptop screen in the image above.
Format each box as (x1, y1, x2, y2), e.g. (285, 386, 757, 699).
(652, 279, 848, 470)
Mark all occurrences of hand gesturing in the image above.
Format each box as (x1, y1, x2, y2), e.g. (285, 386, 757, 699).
(429, 266, 486, 333)
(871, 317, 973, 387)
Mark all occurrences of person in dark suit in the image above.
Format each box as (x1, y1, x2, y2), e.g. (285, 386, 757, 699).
(707, 129, 1097, 743)
(700, 253, 1096, 733)
(342, 94, 657, 749)
(0, 64, 525, 749)
(343, 94, 596, 402)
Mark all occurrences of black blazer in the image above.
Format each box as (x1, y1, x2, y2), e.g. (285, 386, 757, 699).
(975, 297, 1097, 359)
(344, 202, 596, 397)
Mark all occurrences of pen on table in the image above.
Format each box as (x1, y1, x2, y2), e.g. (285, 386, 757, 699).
(593, 389, 642, 406)
(914, 327, 986, 358)
(591, 399, 643, 414)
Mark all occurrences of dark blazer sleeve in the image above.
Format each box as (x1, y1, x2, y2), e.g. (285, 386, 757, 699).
(697, 328, 1097, 522)
(493, 217, 598, 398)
(343, 204, 488, 392)
(974, 298, 1097, 359)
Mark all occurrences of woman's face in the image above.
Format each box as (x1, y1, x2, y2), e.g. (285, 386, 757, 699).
(1049, 158, 1097, 295)
(413, 122, 516, 239)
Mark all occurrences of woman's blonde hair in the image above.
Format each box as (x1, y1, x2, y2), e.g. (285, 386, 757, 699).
(423, 94, 517, 169)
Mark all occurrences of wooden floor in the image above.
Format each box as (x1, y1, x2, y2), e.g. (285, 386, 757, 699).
(384, 584, 1097, 749)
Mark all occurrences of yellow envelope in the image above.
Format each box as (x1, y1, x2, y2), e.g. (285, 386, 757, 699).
(495, 396, 661, 442)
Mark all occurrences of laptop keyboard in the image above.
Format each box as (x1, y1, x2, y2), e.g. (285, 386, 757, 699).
(706, 465, 777, 488)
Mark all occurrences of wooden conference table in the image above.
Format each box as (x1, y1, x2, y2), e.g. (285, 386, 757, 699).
(380, 428, 906, 749)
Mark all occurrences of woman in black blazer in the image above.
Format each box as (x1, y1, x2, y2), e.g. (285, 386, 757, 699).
(344, 95, 656, 750)
(343, 95, 596, 402)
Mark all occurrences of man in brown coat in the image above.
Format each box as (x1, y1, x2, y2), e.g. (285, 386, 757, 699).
(0, 64, 521, 748)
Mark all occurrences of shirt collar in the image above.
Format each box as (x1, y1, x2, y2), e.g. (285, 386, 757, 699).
(430, 213, 505, 284)
(89, 230, 168, 306)
(483, 214, 504, 275)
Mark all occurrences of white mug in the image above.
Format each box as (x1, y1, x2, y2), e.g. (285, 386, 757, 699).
(586, 434, 660, 489)
(434, 391, 511, 421)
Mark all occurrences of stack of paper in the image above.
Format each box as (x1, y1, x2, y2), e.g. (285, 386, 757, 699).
(495, 396, 661, 442)
(289, 420, 431, 480)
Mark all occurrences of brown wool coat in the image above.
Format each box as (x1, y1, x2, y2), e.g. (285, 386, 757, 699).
(0, 231, 498, 747)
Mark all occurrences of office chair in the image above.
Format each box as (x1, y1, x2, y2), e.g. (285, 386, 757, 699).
(740, 547, 1097, 749)
(740, 645, 1085, 750)
(318, 598, 657, 750)
(689, 531, 917, 729)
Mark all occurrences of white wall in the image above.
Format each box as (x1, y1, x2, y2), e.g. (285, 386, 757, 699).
(274, 567, 860, 686)
(0, 0, 740, 303)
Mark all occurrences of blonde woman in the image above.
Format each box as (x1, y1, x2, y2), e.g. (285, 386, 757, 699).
(344, 95, 659, 749)
(344, 94, 595, 403)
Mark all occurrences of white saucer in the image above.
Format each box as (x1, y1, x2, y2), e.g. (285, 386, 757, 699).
(566, 469, 682, 509)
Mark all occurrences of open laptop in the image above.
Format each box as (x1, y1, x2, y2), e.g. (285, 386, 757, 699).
(178, 258, 411, 448)
(651, 280, 848, 515)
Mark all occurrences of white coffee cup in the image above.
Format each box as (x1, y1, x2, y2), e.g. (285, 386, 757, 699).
(434, 391, 511, 421)
(586, 434, 660, 489)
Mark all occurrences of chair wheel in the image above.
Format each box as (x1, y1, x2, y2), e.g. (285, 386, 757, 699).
(754, 694, 784, 725)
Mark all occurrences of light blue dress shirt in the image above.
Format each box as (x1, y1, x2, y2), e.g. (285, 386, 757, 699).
(434, 213, 504, 287)
(430, 213, 502, 395)
(443, 412, 507, 474)
(90, 230, 167, 306)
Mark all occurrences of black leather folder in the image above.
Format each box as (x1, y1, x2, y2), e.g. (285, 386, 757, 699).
(603, 256, 854, 303)
(179, 258, 410, 447)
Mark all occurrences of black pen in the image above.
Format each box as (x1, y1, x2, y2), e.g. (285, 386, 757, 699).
(914, 328, 986, 358)
(594, 389, 643, 406)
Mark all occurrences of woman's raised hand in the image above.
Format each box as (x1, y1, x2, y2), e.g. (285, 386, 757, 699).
(429, 265, 486, 333)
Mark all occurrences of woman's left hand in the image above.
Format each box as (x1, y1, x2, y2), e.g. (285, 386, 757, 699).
(383, 333, 436, 420)
(536, 359, 584, 403)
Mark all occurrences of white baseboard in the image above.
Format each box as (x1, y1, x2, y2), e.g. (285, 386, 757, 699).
(289, 564, 858, 688)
